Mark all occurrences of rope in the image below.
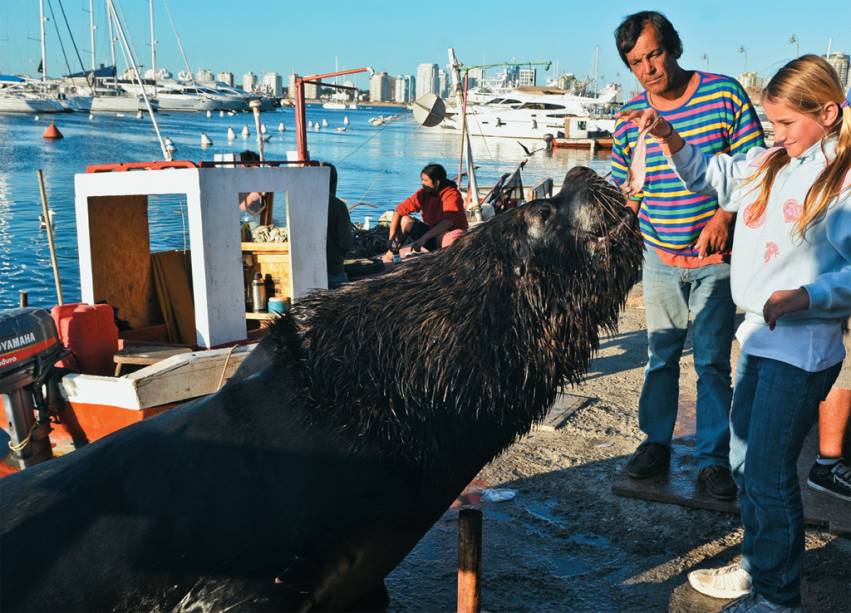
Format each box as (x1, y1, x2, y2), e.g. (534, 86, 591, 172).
(335, 121, 391, 164)
(216, 345, 239, 391)
(8, 421, 39, 454)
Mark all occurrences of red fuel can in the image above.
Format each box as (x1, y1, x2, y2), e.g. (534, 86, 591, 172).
(50, 304, 118, 376)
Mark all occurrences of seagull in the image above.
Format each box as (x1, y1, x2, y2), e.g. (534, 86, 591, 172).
(517, 141, 547, 156)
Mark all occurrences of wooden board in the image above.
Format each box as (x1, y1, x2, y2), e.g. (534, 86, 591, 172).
(61, 343, 256, 410)
(612, 431, 851, 537)
(87, 195, 160, 328)
(534, 392, 593, 432)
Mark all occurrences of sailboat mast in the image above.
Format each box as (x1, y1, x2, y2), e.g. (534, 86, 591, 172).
(89, 0, 96, 71)
(39, 0, 47, 89)
(106, 0, 116, 71)
(149, 0, 157, 95)
(593, 45, 599, 97)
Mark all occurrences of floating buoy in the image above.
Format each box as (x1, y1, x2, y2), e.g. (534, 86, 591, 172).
(227, 110, 236, 116)
(164, 137, 174, 148)
(42, 121, 63, 140)
(314, 123, 320, 132)
(321, 118, 328, 128)
(34, 114, 40, 121)
(200, 132, 213, 148)
(260, 123, 267, 134)
(335, 127, 347, 132)
(227, 127, 236, 141)
(136, 110, 143, 119)
(307, 120, 314, 129)
(241, 125, 250, 138)
(166, 142, 177, 156)
(206, 110, 212, 118)
(219, 110, 225, 117)
(277, 121, 285, 132)
(343, 115, 349, 126)
(88, 113, 94, 120)
(261, 134, 271, 142)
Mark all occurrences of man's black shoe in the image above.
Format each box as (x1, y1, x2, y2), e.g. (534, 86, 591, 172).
(626, 443, 671, 479)
(698, 465, 737, 501)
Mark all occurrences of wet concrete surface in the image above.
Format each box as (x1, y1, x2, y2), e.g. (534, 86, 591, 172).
(386, 289, 851, 612)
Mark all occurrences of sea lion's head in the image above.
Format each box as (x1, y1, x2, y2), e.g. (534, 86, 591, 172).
(271, 166, 642, 464)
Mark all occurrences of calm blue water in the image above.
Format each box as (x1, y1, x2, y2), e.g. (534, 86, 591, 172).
(0, 105, 610, 309)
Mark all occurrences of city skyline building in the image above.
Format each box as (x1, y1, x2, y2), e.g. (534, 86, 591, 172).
(394, 74, 415, 103)
(262, 71, 283, 97)
(217, 71, 234, 86)
(242, 71, 257, 92)
(825, 51, 849, 90)
(196, 68, 214, 82)
(369, 71, 391, 102)
(416, 63, 439, 99)
(518, 67, 537, 87)
(438, 69, 448, 98)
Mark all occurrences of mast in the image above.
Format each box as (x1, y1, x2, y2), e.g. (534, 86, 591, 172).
(106, 0, 116, 72)
(148, 0, 157, 95)
(107, 0, 169, 160)
(593, 45, 599, 97)
(39, 0, 47, 90)
(89, 0, 96, 72)
(447, 48, 479, 207)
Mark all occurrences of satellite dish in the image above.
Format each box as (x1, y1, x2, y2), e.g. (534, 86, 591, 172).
(412, 93, 446, 127)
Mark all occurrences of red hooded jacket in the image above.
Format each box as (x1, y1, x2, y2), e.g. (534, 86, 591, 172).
(395, 181, 469, 231)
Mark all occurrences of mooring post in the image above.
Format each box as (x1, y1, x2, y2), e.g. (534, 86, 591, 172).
(457, 508, 482, 613)
(19, 291, 28, 308)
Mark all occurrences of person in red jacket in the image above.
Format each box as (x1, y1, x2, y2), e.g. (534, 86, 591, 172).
(388, 163, 468, 252)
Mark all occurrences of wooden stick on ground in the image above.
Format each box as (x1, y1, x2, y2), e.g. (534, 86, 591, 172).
(458, 508, 482, 613)
(36, 169, 63, 305)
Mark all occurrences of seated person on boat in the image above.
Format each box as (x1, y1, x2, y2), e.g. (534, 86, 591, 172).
(388, 163, 468, 252)
(324, 162, 354, 288)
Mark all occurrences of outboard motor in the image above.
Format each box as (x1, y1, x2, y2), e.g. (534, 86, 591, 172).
(0, 308, 65, 469)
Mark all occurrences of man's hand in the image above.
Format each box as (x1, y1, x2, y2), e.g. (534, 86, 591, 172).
(693, 209, 734, 258)
(763, 288, 810, 330)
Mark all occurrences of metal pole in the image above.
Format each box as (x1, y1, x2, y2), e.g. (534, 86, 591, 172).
(448, 48, 479, 206)
(148, 0, 157, 96)
(89, 0, 96, 72)
(295, 77, 308, 162)
(36, 170, 63, 306)
(106, 0, 116, 72)
(457, 508, 482, 613)
(250, 99, 264, 161)
(107, 0, 169, 160)
(39, 0, 47, 90)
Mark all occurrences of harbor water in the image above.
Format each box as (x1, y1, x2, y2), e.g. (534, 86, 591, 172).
(0, 106, 609, 309)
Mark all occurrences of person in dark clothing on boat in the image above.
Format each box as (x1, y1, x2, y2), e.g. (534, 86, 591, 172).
(388, 163, 468, 253)
(324, 163, 354, 288)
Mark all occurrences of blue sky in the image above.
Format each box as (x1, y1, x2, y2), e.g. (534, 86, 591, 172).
(2, 0, 849, 92)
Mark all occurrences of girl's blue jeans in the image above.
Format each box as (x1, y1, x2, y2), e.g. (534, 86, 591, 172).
(730, 352, 840, 606)
(638, 246, 736, 468)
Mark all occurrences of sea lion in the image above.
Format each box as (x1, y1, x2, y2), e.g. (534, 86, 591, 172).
(0, 166, 642, 612)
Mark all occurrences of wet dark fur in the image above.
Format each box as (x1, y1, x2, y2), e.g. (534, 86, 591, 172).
(0, 167, 642, 612)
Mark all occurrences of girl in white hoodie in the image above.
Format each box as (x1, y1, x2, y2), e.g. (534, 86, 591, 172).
(619, 55, 851, 612)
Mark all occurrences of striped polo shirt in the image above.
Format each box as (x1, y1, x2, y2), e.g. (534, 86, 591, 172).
(611, 72, 764, 258)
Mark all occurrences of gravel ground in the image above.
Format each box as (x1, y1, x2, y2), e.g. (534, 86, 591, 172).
(386, 288, 851, 612)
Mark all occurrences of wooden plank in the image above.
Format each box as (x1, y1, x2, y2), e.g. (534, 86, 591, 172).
(534, 392, 593, 432)
(612, 432, 851, 536)
(87, 195, 160, 328)
(129, 344, 255, 407)
(241, 241, 289, 253)
(61, 344, 257, 410)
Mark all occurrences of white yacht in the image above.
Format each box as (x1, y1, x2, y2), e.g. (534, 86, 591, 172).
(120, 80, 238, 112)
(0, 78, 65, 114)
(438, 84, 620, 140)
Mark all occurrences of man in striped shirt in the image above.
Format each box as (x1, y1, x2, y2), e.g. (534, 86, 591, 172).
(611, 11, 764, 500)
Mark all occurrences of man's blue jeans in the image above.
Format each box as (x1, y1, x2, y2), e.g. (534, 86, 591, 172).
(638, 247, 736, 468)
(730, 352, 840, 607)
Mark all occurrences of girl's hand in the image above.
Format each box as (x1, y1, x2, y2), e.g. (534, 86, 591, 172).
(763, 288, 810, 330)
(615, 108, 673, 139)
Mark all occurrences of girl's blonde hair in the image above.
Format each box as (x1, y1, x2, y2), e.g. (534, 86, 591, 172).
(746, 54, 851, 237)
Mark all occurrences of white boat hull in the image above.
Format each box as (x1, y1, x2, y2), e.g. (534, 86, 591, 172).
(0, 95, 65, 114)
(90, 95, 152, 113)
(439, 111, 615, 140)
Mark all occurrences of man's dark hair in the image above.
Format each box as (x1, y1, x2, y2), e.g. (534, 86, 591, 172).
(421, 163, 447, 185)
(614, 11, 682, 66)
(239, 150, 260, 163)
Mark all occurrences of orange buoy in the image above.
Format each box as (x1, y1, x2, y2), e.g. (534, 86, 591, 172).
(43, 122, 64, 140)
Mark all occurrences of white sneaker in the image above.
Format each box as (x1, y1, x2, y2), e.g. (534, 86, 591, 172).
(688, 562, 752, 599)
(720, 593, 802, 612)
